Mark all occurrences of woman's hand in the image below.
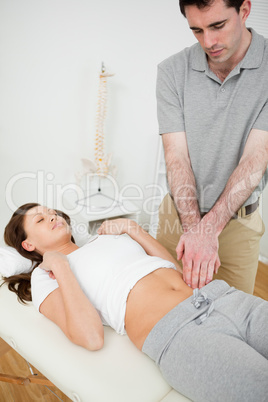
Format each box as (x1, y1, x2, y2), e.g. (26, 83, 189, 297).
(39, 251, 68, 280)
(97, 218, 138, 236)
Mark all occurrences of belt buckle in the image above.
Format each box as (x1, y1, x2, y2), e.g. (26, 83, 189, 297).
(240, 206, 247, 219)
(236, 205, 248, 219)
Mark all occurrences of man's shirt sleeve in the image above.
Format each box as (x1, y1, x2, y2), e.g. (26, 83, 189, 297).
(156, 64, 185, 135)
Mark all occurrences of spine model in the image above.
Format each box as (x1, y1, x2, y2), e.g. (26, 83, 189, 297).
(95, 66, 114, 175)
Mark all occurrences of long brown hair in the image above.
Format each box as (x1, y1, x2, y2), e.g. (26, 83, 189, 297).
(1, 203, 74, 304)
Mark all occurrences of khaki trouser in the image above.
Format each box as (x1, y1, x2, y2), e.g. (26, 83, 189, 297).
(156, 193, 265, 294)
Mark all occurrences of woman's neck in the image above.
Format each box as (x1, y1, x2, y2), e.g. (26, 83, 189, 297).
(55, 242, 79, 255)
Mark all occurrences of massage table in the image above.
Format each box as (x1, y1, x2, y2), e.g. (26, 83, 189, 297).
(0, 276, 191, 401)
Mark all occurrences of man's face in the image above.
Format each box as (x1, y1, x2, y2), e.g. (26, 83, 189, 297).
(185, 0, 249, 66)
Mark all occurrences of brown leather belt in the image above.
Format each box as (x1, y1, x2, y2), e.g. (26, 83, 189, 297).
(200, 199, 259, 219)
(236, 199, 259, 219)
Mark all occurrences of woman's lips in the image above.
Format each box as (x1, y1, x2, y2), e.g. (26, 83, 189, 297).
(52, 222, 63, 230)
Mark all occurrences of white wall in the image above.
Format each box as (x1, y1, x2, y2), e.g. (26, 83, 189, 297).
(260, 190, 268, 263)
(1, 0, 267, 259)
(0, 0, 195, 242)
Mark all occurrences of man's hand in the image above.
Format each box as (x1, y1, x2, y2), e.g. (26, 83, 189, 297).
(176, 220, 220, 289)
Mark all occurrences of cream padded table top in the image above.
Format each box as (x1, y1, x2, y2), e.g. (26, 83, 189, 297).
(0, 281, 191, 402)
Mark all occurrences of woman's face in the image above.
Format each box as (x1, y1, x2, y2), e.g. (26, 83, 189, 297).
(22, 205, 71, 254)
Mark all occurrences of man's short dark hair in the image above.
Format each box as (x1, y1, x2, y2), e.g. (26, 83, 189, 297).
(179, 0, 245, 17)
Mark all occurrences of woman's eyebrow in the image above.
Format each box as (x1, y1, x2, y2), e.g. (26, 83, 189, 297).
(33, 212, 43, 219)
(32, 208, 51, 220)
(34, 208, 50, 215)
(33, 210, 48, 218)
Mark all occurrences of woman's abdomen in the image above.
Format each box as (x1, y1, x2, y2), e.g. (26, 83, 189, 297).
(125, 268, 193, 350)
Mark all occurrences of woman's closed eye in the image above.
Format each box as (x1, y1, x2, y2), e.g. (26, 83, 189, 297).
(36, 210, 57, 223)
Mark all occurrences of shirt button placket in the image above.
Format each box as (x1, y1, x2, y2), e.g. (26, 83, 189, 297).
(217, 85, 227, 108)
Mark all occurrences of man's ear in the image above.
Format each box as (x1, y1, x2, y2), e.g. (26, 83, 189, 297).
(21, 240, 35, 252)
(240, 0, 251, 23)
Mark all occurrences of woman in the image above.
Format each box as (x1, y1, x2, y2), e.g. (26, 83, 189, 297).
(2, 203, 268, 402)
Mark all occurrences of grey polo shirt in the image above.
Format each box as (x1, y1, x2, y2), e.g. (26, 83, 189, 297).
(157, 28, 268, 212)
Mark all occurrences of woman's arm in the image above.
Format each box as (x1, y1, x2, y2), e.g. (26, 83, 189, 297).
(39, 252, 104, 351)
(97, 219, 182, 274)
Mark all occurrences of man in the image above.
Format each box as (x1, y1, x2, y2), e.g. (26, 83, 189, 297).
(156, 0, 268, 293)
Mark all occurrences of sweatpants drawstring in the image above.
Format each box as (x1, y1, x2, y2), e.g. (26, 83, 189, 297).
(192, 288, 215, 325)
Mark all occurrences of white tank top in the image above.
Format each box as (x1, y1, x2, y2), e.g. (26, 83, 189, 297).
(31, 234, 176, 334)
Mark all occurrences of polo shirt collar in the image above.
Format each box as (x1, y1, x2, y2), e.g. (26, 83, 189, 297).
(240, 28, 265, 69)
(191, 43, 206, 72)
(191, 27, 265, 73)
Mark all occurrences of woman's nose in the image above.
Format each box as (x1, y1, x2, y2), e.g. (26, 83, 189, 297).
(50, 214, 57, 222)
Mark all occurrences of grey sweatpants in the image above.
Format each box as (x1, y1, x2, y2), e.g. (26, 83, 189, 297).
(142, 280, 268, 402)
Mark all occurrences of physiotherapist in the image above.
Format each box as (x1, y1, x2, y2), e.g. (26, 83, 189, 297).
(156, 0, 268, 293)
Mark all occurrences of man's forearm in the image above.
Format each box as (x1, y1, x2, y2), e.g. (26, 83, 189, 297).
(162, 132, 201, 231)
(204, 154, 266, 236)
(166, 157, 201, 231)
